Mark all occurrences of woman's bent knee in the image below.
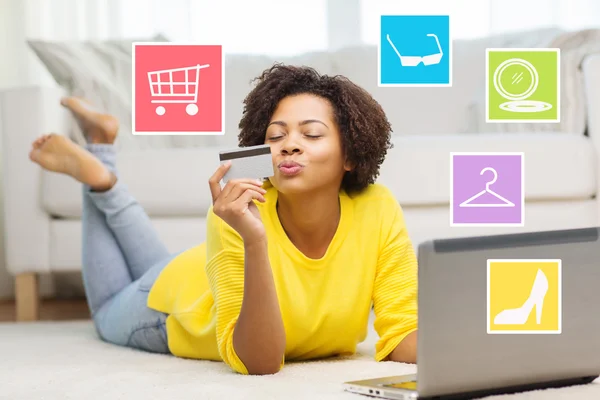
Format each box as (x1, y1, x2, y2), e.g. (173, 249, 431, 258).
(91, 282, 170, 354)
(127, 322, 170, 354)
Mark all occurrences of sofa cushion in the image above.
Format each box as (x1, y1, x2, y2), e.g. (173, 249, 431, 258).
(329, 39, 494, 136)
(378, 132, 596, 206)
(404, 199, 599, 248)
(41, 133, 595, 218)
(460, 28, 600, 137)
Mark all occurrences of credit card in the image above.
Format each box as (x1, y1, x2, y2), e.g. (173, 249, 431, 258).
(219, 144, 274, 184)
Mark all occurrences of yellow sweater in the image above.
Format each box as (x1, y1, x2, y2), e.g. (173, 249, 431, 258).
(147, 183, 418, 374)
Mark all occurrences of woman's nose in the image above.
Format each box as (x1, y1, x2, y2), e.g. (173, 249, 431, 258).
(280, 136, 302, 154)
(281, 146, 301, 154)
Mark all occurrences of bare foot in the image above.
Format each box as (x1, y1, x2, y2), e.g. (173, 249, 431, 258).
(29, 134, 116, 191)
(60, 97, 119, 144)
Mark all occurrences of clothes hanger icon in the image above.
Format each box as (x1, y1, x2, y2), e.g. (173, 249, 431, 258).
(459, 167, 515, 208)
(386, 33, 443, 67)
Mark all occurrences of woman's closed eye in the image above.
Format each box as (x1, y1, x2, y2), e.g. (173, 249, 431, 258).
(267, 134, 323, 141)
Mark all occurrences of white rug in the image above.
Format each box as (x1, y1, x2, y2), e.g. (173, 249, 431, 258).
(1, 316, 599, 400)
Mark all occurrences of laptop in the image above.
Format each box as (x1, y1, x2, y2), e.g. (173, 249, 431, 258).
(343, 227, 600, 399)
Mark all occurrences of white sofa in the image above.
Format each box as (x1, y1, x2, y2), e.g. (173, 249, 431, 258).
(3, 34, 600, 321)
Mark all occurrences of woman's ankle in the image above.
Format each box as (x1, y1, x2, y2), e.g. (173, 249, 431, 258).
(90, 172, 118, 193)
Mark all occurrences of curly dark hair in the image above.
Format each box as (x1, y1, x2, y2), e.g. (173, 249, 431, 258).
(237, 63, 394, 195)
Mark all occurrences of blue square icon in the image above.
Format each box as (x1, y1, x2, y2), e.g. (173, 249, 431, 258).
(379, 15, 452, 87)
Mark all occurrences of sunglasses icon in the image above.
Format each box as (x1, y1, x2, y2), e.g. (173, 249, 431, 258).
(386, 33, 443, 67)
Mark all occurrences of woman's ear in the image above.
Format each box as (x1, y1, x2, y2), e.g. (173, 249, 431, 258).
(343, 158, 355, 172)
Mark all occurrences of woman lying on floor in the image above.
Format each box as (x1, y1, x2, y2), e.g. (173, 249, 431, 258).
(28, 64, 418, 375)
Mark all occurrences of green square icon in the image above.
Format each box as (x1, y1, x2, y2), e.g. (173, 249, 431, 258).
(486, 48, 560, 123)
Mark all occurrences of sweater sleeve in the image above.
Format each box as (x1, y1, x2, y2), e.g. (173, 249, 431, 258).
(204, 205, 250, 375)
(372, 200, 418, 362)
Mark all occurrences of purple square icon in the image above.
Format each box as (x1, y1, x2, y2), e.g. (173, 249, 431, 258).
(451, 153, 524, 226)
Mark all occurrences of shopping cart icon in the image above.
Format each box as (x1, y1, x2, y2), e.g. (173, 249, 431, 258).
(147, 63, 210, 116)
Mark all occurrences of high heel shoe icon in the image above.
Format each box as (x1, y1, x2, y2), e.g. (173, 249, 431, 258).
(494, 269, 549, 325)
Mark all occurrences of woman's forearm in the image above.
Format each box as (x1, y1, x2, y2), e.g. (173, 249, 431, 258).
(232, 237, 286, 375)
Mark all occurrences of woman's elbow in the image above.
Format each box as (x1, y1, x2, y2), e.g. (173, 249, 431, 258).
(245, 360, 283, 376)
(232, 334, 286, 375)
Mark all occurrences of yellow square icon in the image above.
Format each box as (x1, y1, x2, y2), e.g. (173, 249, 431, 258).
(487, 259, 561, 334)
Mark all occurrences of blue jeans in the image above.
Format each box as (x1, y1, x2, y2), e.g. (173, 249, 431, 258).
(81, 144, 178, 354)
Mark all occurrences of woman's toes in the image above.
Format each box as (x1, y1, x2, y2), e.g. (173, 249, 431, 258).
(61, 97, 92, 113)
(60, 97, 118, 144)
(33, 135, 48, 148)
(29, 148, 39, 162)
(61, 96, 82, 107)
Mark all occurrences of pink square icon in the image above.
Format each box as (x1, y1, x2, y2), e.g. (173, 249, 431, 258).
(132, 43, 224, 135)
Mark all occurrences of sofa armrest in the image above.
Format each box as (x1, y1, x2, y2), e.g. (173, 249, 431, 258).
(582, 54, 600, 141)
(0, 86, 69, 275)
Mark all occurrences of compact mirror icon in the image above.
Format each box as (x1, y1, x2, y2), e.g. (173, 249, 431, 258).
(386, 33, 443, 67)
(493, 58, 552, 113)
